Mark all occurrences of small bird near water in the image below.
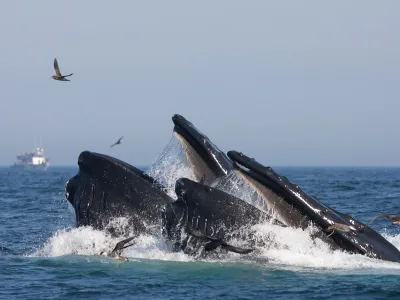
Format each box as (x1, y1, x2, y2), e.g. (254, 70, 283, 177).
(325, 214, 400, 237)
(51, 58, 73, 81)
(110, 136, 124, 148)
(99, 236, 136, 261)
(366, 214, 400, 226)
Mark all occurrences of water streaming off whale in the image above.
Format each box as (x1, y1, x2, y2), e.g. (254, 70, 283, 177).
(146, 135, 197, 199)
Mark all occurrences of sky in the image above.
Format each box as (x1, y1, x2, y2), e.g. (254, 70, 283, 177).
(1, 1, 400, 166)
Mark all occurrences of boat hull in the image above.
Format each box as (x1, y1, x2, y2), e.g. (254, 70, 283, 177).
(10, 163, 50, 171)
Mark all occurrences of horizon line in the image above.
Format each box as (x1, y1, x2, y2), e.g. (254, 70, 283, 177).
(2, 164, 400, 168)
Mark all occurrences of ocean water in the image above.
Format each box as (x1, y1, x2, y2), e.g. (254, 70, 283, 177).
(1, 166, 400, 299)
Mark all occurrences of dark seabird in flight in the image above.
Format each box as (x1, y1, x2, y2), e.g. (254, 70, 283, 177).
(110, 136, 124, 148)
(100, 236, 135, 261)
(366, 214, 400, 226)
(51, 58, 73, 81)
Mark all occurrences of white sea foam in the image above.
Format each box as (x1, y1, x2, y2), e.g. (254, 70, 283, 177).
(252, 221, 400, 271)
(33, 219, 400, 271)
(33, 227, 192, 262)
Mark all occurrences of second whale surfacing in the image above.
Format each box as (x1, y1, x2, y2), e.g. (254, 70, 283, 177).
(227, 150, 400, 263)
(163, 177, 285, 256)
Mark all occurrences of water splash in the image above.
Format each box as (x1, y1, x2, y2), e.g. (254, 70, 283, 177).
(249, 221, 400, 270)
(213, 171, 268, 211)
(146, 135, 197, 199)
(32, 217, 400, 271)
(32, 226, 191, 262)
(33, 226, 112, 257)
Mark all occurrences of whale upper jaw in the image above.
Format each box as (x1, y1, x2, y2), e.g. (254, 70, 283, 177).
(172, 114, 233, 184)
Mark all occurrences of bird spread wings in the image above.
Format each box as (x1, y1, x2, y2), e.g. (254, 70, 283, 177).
(110, 236, 136, 257)
(110, 136, 123, 147)
(54, 58, 62, 77)
(366, 214, 393, 226)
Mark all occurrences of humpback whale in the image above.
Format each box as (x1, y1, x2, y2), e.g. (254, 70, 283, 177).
(65, 149, 400, 262)
(64, 114, 400, 263)
(172, 114, 233, 185)
(163, 177, 284, 256)
(66, 151, 173, 234)
(227, 150, 400, 263)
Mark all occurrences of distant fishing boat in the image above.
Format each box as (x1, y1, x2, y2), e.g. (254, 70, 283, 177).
(11, 136, 51, 171)
(11, 147, 50, 171)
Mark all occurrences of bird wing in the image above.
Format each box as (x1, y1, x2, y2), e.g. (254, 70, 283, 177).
(110, 236, 136, 256)
(54, 58, 62, 77)
(366, 214, 389, 226)
(110, 136, 123, 147)
(386, 215, 399, 221)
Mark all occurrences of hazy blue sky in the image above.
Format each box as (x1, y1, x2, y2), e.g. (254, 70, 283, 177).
(1, 1, 399, 166)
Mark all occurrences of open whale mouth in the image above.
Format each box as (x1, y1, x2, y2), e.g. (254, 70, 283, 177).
(227, 150, 400, 262)
(172, 114, 233, 184)
(227, 150, 357, 231)
(227, 151, 312, 229)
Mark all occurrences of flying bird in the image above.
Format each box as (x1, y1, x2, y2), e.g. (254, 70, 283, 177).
(99, 236, 135, 261)
(110, 136, 124, 148)
(366, 214, 400, 226)
(51, 58, 73, 81)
